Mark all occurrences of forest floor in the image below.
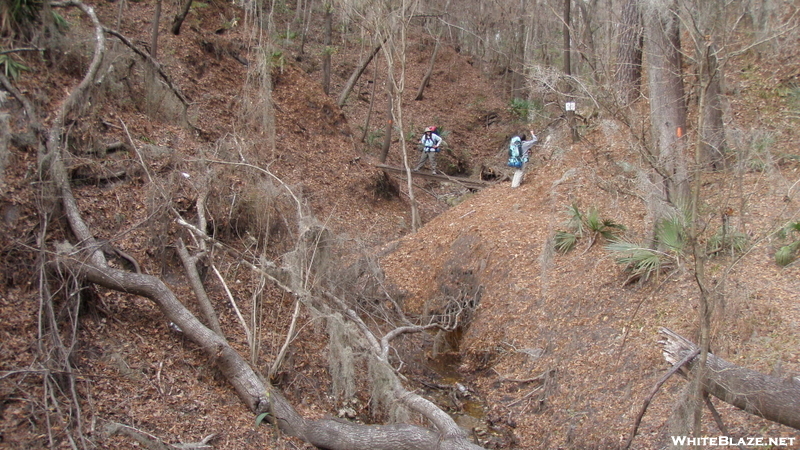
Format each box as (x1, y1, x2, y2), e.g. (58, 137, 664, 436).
(1, 1, 800, 449)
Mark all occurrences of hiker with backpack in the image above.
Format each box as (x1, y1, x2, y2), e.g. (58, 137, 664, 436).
(414, 126, 443, 174)
(507, 130, 538, 169)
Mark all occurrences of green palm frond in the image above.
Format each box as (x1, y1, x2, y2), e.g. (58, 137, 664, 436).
(1, 0, 41, 37)
(656, 216, 685, 252)
(0, 54, 31, 80)
(606, 240, 664, 282)
(584, 207, 601, 232)
(554, 231, 578, 254)
(52, 11, 69, 30)
(584, 207, 625, 242)
(730, 232, 750, 253)
(565, 203, 584, 237)
(599, 218, 626, 240)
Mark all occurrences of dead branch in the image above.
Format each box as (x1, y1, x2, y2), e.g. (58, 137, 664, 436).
(0, 73, 44, 138)
(268, 297, 302, 381)
(322, 290, 483, 449)
(70, 167, 128, 185)
(102, 27, 191, 108)
(104, 422, 215, 449)
(210, 262, 251, 343)
(175, 238, 224, 337)
(622, 346, 700, 450)
(174, 217, 295, 295)
(337, 38, 386, 107)
(505, 386, 544, 408)
(120, 118, 154, 184)
(493, 369, 551, 384)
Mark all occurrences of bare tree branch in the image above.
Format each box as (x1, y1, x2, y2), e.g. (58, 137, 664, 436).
(175, 238, 224, 337)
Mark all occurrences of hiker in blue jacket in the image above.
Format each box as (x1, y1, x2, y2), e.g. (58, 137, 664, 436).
(507, 130, 538, 168)
(414, 126, 443, 174)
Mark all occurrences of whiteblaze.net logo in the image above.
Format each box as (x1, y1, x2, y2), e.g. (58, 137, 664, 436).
(670, 435, 797, 447)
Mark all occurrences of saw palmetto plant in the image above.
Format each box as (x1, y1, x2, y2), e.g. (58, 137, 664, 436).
(606, 215, 686, 284)
(553, 204, 625, 254)
(774, 221, 800, 267)
(1, 0, 40, 37)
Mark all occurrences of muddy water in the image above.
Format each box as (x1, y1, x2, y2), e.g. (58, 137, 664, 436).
(423, 353, 489, 434)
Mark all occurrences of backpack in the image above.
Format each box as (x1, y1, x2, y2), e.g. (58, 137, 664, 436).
(507, 136, 524, 168)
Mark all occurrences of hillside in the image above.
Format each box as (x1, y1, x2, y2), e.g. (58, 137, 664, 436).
(2, 0, 800, 449)
(381, 123, 800, 448)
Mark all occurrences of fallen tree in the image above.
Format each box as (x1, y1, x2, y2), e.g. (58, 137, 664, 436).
(659, 327, 800, 430)
(24, 2, 487, 449)
(54, 255, 484, 450)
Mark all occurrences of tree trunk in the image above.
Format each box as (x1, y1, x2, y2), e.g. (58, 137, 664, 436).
(63, 258, 487, 449)
(644, 0, 688, 205)
(0, 112, 8, 187)
(338, 39, 385, 107)
(699, 43, 726, 170)
(563, 0, 571, 78)
(299, 0, 314, 56)
(322, 3, 332, 95)
(360, 66, 379, 144)
(293, 0, 306, 27)
(414, 39, 439, 101)
(171, 0, 192, 35)
(379, 80, 393, 163)
(576, 0, 599, 84)
(615, 0, 643, 105)
(563, 0, 579, 142)
(150, 0, 161, 59)
(659, 328, 800, 430)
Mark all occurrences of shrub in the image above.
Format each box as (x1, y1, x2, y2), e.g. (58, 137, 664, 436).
(606, 215, 686, 284)
(509, 97, 540, 121)
(605, 240, 666, 283)
(707, 228, 749, 256)
(553, 204, 624, 254)
(1, 0, 41, 38)
(0, 53, 31, 80)
(774, 222, 800, 267)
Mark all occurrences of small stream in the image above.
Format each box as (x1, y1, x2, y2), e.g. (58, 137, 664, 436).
(423, 353, 493, 439)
